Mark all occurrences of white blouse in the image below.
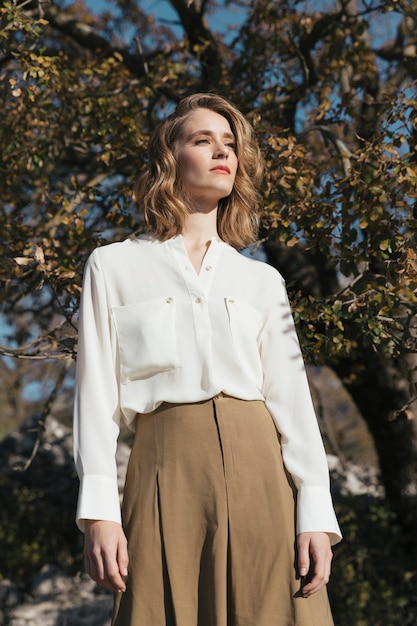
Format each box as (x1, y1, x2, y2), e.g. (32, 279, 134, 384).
(73, 234, 342, 544)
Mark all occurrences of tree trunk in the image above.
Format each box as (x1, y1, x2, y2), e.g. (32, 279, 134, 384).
(333, 351, 417, 540)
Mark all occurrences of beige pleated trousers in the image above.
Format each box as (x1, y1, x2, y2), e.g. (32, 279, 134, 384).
(112, 394, 334, 626)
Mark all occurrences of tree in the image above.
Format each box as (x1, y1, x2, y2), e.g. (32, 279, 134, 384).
(1, 0, 417, 621)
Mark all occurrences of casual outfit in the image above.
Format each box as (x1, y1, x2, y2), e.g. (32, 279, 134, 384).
(73, 234, 341, 625)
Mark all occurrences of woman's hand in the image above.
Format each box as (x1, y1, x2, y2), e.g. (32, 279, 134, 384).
(297, 532, 332, 597)
(83, 520, 129, 593)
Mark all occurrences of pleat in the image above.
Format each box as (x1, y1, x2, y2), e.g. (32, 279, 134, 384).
(111, 396, 334, 626)
(112, 412, 175, 625)
(213, 395, 333, 626)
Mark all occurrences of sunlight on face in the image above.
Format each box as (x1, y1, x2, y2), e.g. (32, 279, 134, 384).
(175, 108, 238, 210)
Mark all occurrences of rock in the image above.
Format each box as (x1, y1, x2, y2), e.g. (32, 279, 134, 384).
(0, 413, 130, 503)
(0, 580, 23, 611)
(328, 454, 385, 499)
(0, 416, 131, 626)
(0, 414, 77, 509)
(32, 564, 74, 599)
(4, 565, 113, 626)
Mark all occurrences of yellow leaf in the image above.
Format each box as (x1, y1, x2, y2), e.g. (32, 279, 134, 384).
(286, 237, 299, 247)
(34, 245, 45, 264)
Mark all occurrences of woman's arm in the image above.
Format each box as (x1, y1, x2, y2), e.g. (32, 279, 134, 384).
(259, 271, 342, 546)
(73, 249, 122, 529)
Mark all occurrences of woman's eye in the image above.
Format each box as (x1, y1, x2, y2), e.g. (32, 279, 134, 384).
(193, 138, 236, 150)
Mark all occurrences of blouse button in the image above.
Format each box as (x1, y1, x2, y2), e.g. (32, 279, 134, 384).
(205, 265, 213, 271)
(228, 298, 235, 303)
(166, 297, 173, 303)
(195, 297, 203, 304)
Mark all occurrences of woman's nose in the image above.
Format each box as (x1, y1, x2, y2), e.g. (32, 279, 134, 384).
(213, 144, 229, 158)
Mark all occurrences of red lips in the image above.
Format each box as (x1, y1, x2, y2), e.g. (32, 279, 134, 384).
(210, 165, 231, 174)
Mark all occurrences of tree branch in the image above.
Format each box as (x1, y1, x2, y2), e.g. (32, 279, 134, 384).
(302, 125, 355, 176)
(12, 362, 69, 472)
(41, 3, 147, 77)
(168, 0, 226, 85)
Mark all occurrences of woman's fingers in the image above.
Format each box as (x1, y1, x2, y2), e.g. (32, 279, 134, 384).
(297, 532, 332, 597)
(83, 520, 129, 592)
(117, 536, 129, 579)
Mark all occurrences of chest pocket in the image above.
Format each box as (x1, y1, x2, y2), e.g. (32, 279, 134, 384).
(225, 297, 264, 386)
(111, 297, 180, 383)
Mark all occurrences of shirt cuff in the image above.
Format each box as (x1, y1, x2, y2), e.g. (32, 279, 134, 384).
(76, 474, 122, 532)
(296, 485, 342, 545)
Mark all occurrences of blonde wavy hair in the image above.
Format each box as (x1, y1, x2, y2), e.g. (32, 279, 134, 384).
(135, 93, 264, 248)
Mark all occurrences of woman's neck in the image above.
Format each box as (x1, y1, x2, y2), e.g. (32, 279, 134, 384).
(181, 210, 219, 274)
(182, 208, 219, 247)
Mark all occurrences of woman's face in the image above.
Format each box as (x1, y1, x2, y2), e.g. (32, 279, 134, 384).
(174, 108, 238, 209)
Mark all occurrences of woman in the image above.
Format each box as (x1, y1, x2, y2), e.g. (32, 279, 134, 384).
(73, 93, 342, 626)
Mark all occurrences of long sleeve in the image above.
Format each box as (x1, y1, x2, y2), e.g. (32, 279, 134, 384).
(73, 250, 122, 531)
(72, 236, 340, 541)
(259, 273, 342, 545)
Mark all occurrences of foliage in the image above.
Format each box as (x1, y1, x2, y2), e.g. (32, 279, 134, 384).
(1, 0, 416, 369)
(330, 496, 417, 626)
(0, 472, 83, 584)
(1, 0, 417, 621)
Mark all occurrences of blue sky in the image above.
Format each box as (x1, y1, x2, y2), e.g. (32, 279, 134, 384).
(83, 0, 402, 47)
(84, 0, 247, 42)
